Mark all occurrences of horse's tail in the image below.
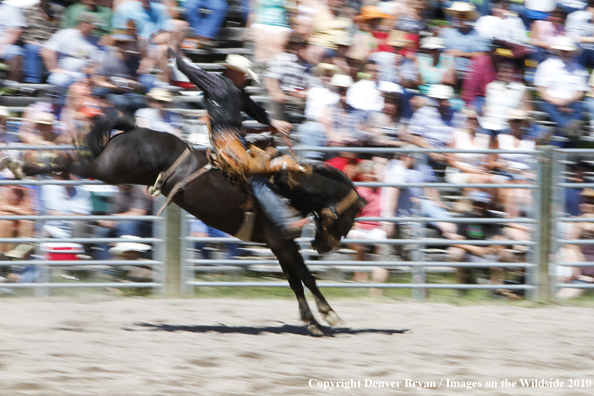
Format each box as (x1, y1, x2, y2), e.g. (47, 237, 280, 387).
(86, 115, 137, 159)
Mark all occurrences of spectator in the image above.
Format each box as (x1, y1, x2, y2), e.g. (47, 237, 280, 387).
(346, 60, 384, 113)
(0, 186, 37, 257)
(0, 1, 27, 82)
(93, 29, 147, 116)
(446, 109, 503, 187)
(529, 6, 568, 64)
(40, 175, 93, 239)
(94, 185, 152, 261)
(42, 12, 102, 94)
(381, 149, 456, 261)
(534, 36, 588, 144)
(557, 0, 587, 16)
(416, 36, 456, 96)
(345, 160, 387, 279)
(22, 0, 65, 83)
(135, 88, 183, 136)
(460, 50, 496, 111)
(331, 33, 354, 76)
(184, 0, 228, 48)
(481, 62, 531, 136)
(306, 0, 353, 65)
(63, 0, 112, 39)
(523, 0, 557, 29)
(447, 191, 507, 289)
(296, 63, 340, 160)
(321, 74, 364, 147)
(439, 2, 489, 78)
(112, 0, 176, 83)
(557, 188, 594, 298)
(392, 0, 426, 53)
(369, 30, 417, 88)
(567, 1, 594, 70)
(493, 109, 537, 218)
(475, 0, 527, 44)
(246, 0, 292, 65)
(18, 112, 61, 146)
(363, 92, 408, 148)
(264, 36, 314, 122)
(350, 6, 394, 61)
(190, 219, 239, 260)
(408, 84, 466, 175)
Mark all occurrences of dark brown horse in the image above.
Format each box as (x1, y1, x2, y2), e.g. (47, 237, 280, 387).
(21, 117, 365, 336)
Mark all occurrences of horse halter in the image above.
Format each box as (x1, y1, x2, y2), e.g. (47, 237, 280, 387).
(317, 189, 361, 248)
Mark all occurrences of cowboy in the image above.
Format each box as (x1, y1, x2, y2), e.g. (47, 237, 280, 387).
(170, 48, 309, 239)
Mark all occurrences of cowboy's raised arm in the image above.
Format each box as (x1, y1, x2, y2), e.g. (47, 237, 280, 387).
(170, 48, 221, 95)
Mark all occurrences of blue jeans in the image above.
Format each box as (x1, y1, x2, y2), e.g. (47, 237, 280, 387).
(297, 121, 327, 160)
(24, 43, 44, 83)
(249, 175, 294, 234)
(184, 0, 229, 39)
(194, 226, 239, 259)
(537, 100, 585, 130)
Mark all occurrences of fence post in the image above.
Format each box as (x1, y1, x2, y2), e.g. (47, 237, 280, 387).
(165, 204, 182, 297)
(536, 145, 553, 301)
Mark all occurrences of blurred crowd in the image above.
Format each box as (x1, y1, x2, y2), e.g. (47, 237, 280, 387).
(0, 0, 593, 295)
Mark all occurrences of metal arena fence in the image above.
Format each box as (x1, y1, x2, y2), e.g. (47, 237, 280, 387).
(0, 145, 590, 300)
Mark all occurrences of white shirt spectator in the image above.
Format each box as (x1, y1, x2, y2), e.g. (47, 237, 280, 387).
(303, 86, 338, 122)
(346, 79, 384, 112)
(409, 105, 466, 149)
(534, 57, 589, 100)
(381, 160, 435, 218)
(482, 81, 527, 131)
(566, 9, 594, 49)
(524, 0, 556, 13)
(558, 0, 587, 10)
(41, 184, 92, 238)
(0, 3, 26, 55)
(134, 108, 184, 136)
(475, 14, 527, 44)
(44, 28, 100, 73)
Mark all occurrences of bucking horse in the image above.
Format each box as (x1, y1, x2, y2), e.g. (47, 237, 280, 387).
(14, 116, 366, 336)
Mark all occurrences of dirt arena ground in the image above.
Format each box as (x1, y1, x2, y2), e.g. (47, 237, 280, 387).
(0, 298, 593, 396)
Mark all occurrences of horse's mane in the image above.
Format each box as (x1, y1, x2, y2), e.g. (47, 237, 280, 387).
(312, 163, 357, 189)
(86, 116, 137, 159)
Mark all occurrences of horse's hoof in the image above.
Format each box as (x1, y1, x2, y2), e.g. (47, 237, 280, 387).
(323, 311, 345, 328)
(307, 323, 325, 337)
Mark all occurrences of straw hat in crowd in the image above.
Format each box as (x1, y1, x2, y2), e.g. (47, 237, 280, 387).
(108, 236, 152, 257)
(147, 87, 173, 102)
(550, 36, 581, 55)
(445, 1, 479, 20)
(330, 74, 354, 89)
(420, 36, 446, 50)
(427, 84, 454, 100)
(334, 33, 353, 47)
(223, 54, 260, 84)
(354, 6, 394, 23)
(313, 63, 339, 77)
(33, 112, 55, 125)
(507, 109, 530, 121)
(386, 30, 413, 48)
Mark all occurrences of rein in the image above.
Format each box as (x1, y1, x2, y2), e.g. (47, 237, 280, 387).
(155, 163, 213, 216)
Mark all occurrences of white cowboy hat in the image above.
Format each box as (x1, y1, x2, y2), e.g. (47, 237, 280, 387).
(333, 33, 353, 47)
(4, 0, 40, 8)
(507, 109, 529, 121)
(445, 2, 479, 19)
(329, 74, 354, 88)
(550, 36, 580, 53)
(108, 236, 152, 257)
(147, 87, 174, 102)
(420, 36, 446, 50)
(428, 84, 454, 100)
(33, 112, 55, 125)
(5, 243, 35, 259)
(0, 106, 10, 118)
(224, 54, 260, 84)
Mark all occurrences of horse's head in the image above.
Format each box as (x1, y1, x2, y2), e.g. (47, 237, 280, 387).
(312, 191, 367, 254)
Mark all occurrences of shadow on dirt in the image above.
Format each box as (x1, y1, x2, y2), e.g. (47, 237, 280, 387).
(127, 322, 409, 337)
